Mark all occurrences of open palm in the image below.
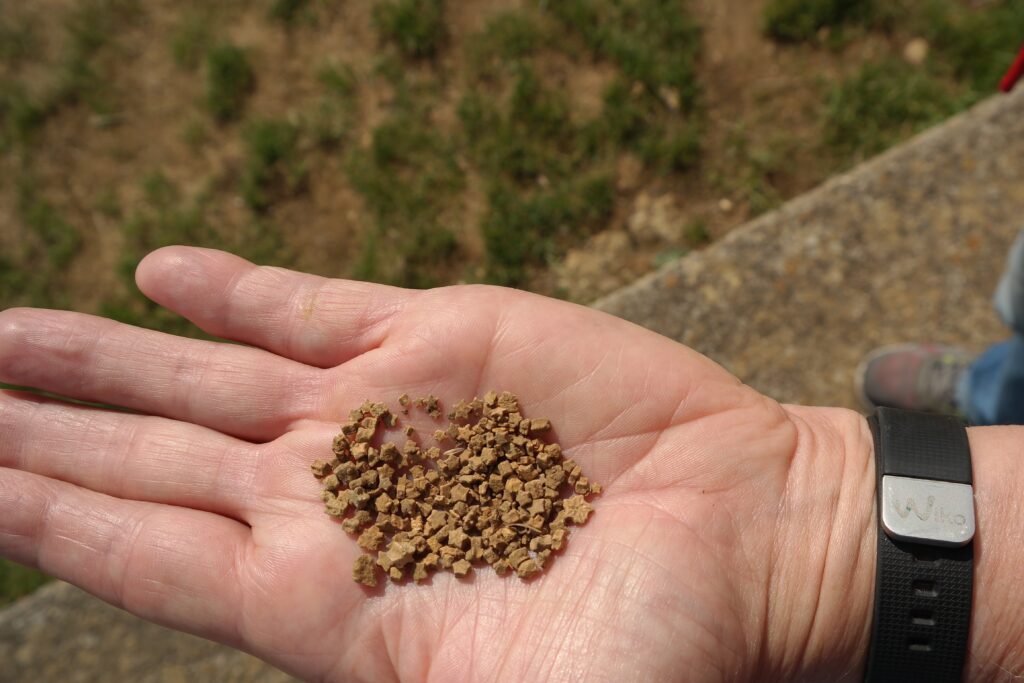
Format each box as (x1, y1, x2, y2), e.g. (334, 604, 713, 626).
(0, 247, 874, 683)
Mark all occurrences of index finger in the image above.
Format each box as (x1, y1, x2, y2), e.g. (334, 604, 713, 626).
(136, 247, 414, 368)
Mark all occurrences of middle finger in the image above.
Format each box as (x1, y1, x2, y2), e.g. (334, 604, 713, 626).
(0, 391, 265, 522)
(0, 308, 326, 441)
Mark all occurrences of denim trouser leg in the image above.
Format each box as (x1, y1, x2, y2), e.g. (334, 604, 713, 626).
(959, 231, 1024, 425)
(994, 231, 1024, 332)
(958, 338, 1024, 425)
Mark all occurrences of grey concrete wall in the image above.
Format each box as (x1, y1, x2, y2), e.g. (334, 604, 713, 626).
(596, 87, 1024, 409)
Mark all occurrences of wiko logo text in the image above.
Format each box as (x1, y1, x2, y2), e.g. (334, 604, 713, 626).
(891, 494, 968, 527)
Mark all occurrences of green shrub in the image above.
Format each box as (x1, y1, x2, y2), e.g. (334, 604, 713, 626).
(205, 44, 255, 122)
(373, 0, 447, 60)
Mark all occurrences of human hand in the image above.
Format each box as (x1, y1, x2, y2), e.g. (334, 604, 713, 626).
(0, 247, 880, 682)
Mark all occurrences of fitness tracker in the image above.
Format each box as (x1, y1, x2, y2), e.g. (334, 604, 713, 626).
(864, 407, 975, 682)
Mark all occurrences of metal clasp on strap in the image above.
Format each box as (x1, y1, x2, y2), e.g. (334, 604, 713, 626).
(880, 475, 976, 547)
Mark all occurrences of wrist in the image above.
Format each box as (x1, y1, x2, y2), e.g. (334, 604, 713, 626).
(775, 412, 1024, 683)
(961, 425, 1024, 682)
(767, 405, 877, 683)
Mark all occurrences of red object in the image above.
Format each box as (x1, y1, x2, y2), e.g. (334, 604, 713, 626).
(1001, 44, 1024, 92)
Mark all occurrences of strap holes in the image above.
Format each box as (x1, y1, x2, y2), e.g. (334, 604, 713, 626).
(912, 580, 938, 597)
(912, 547, 940, 564)
(908, 637, 932, 652)
(910, 609, 936, 627)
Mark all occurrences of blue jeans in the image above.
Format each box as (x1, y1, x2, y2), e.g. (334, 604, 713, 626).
(958, 231, 1024, 425)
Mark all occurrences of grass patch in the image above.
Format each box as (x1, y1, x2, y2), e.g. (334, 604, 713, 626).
(346, 108, 463, 287)
(240, 118, 307, 211)
(465, 11, 543, 80)
(181, 117, 208, 151)
(823, 59, 963, 162)
(0, 82, 48, 149)
(0, 560, 50, 607)
(763, 0, 891, 43)
(460, 65, 616, 284)
(482, 175, 614, 285)
(205, 44, 255, 122)
(269, 0, 312, 26)
(543, 0, 701, 111)
(104, 171, 286, 336)
(21, 188, 82, 272)
(57, 0, 141, 113)
(171, 11, 214, 71)
(458, 17, 700, 285)
(461, 66, 580, 184)
(305, 62, 358, 147)
(921, 0, 1024, 97)
(0, 0, 140, 149)
(685, 219, 711, 247)
(596, 80, 702, 171)
(63, 0, 139, 57)
(373, 0, 447, 60)
(712, 126, 785, 216)
(318, 62, 358, 98)
(0, 14, 39, 65)
(2, 178, 83, 309)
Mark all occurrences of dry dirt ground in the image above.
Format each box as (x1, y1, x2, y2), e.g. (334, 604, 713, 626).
(0, 0, 976, 308)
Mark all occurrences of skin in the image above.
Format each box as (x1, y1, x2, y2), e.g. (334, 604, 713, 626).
(0, 246, 1021, 682)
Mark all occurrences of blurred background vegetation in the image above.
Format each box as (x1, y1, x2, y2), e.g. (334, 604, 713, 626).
(0, 0, 1021, 602)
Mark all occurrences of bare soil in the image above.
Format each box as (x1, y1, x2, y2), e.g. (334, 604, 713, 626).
(0, 0, 933, 308)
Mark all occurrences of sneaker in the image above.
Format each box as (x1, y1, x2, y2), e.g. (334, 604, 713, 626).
(855, 343, 975, 415)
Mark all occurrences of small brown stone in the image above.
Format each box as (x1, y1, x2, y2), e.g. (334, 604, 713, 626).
(515, 559, 541, 579)
(563, 495, 593, 524)
(320, 392, 600, 584)
(358, 525, 385, 551)
(353, 554, 377, 587)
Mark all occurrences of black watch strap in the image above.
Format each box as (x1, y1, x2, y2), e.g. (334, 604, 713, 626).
(864, 407, 975, 683)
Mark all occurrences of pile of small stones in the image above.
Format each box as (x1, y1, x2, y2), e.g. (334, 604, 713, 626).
(310, 391, 601, 587)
